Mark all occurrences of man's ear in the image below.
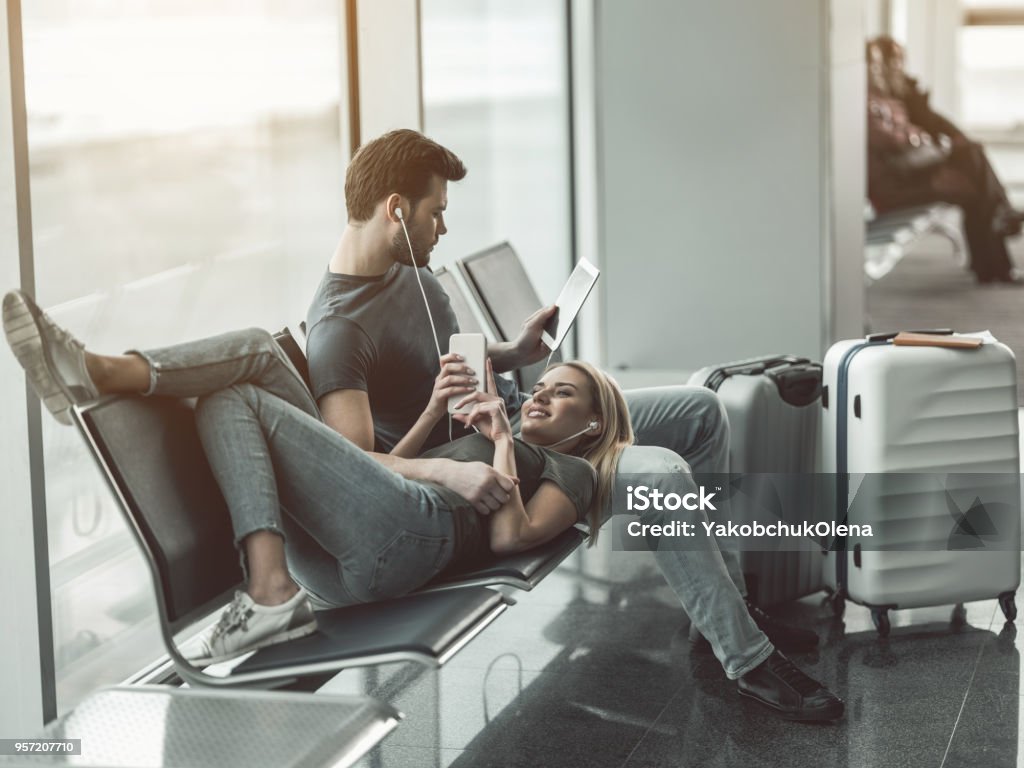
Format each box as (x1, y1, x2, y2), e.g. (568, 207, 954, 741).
(384, 193, 404, 223)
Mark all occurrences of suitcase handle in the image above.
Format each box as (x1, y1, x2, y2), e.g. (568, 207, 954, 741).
(865, 329, 954, 343)
(702, 355, 810, 390)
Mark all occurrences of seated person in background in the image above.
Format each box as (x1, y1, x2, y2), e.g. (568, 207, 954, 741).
(304, 129, 844, 721)
(866, 35, 1023, 284)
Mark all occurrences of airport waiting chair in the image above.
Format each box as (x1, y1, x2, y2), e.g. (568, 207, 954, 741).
(73, 389, 509, 689)
(274, 324, 313, 391)
(456, 242, 562, 391)
(71, 330, 510, 689)
(432, 265, 495, 340)
(864, 202, 965, 282)
(69, 327, 588, 689)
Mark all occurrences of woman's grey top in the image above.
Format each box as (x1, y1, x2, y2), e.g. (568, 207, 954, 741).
(421, 434, 597, 572)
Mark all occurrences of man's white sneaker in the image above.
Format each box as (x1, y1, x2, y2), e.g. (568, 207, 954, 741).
(2, 290, 99, 425)
(189, 588, 317, 665)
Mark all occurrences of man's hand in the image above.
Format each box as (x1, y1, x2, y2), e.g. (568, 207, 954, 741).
(437, 459, 518, 515)
(513, 305, 557, 365)
(489, 305, 556, 373)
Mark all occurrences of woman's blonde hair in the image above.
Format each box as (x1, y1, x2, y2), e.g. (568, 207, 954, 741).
(539, 361, 634, 544)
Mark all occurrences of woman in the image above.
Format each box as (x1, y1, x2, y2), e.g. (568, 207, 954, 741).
(3, 289, 632, 665)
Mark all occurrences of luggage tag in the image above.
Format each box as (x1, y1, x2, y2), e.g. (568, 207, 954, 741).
(892, 331, 984, 349)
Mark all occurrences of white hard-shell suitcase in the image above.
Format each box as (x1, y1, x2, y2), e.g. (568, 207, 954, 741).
(689, 355, 827, 606)
(821, 331, 1021, 635)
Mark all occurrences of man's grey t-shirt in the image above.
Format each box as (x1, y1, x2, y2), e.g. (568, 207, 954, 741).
(306, 262, 526, 453)
(306, 263, 474, 452)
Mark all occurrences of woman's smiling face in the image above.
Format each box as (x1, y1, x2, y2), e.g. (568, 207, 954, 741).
(520, 365, 599, 449)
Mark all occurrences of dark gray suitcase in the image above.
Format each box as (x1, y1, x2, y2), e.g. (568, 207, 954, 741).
(688, 355, 825, 606)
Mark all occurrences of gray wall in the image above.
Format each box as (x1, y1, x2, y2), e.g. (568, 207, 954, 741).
(593, 0, 864, 371)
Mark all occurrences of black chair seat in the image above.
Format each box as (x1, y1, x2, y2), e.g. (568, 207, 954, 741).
(419, 528, 586, 592)
(273, 327, 313, 391)
(235, 587, 507, 674)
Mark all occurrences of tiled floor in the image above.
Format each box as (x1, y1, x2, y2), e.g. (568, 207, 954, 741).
(316, 535, 1023, 768)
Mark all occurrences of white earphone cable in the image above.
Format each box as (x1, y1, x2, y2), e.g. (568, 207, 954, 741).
(513, 421, 597, 447)
(398, 212, 452, 442)
(399, 217, 443, 362)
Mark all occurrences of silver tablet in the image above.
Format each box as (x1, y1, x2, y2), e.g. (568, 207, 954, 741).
(540, 258, 600, 351)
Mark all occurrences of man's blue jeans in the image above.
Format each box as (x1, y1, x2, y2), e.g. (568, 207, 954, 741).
(620, 386, 773, 679)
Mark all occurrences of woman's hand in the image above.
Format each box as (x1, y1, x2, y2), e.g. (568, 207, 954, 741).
(452, 359, 513, 443)
(423, 352, 479, 422)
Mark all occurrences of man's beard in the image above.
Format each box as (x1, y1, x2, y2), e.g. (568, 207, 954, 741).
(391, 229, 432, 267)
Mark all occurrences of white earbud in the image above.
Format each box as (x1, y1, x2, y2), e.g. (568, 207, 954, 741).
(589, 421, 600, 430)
(395, 206, 404, 221)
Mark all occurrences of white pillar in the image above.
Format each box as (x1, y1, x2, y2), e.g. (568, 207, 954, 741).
(571, 0, 604, 365)
(830, 0, 868, 344)
(593, 0, 864, 370)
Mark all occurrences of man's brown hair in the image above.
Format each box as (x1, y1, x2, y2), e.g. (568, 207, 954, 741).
(345, 129, 467, 222)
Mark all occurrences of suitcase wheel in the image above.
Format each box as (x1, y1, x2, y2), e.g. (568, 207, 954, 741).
(999, 592, 1017, 622)
(951, 603, 967, 628)
(871, 607, 890, 638)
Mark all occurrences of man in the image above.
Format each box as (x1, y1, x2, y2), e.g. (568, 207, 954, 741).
(305, 129, 843, 721)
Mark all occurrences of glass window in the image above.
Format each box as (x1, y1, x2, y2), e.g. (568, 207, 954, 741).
(420, 0, 574, 329)
(960, 21, 1024, 130)
(959, 3, 1024, 202)
(22, 0, 346, 711)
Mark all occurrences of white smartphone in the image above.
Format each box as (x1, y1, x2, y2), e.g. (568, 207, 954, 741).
(447, 332, 487, 414)
(540, 257, 600, 351)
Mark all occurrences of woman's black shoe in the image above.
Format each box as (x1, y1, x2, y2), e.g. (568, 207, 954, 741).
(690, 600, 818, 654)
(737, 651, 844, 722)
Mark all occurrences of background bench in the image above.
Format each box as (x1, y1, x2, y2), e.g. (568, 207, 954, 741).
(864, 202, 965, 282)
